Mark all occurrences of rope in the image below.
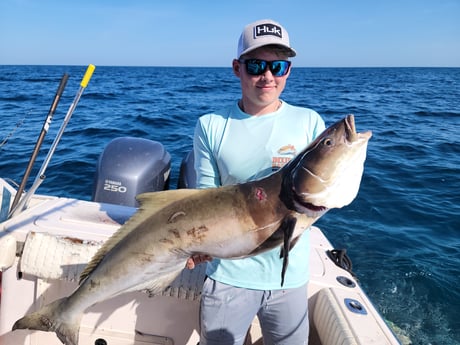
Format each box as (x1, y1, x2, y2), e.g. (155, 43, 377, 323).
(326, 249, 357, 279)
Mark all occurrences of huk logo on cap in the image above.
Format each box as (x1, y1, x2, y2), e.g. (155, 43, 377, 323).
(254, 23, 282, 39)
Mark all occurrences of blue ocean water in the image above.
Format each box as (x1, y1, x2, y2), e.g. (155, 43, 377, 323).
(0, 65, 459, 344)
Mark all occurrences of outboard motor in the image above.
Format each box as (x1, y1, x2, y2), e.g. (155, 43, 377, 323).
(177, 150, 196, 189)
(92, 137, 171, 207)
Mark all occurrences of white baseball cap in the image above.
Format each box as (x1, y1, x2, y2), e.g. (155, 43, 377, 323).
(237, 19, 297, 58)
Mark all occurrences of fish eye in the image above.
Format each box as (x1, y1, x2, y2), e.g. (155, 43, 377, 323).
(323, 138, 333, 146)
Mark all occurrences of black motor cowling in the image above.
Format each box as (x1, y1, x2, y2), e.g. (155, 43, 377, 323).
(92, 137, 171, 207)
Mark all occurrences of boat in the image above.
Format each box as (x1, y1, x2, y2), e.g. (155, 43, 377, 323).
(0, 134, 402, 345)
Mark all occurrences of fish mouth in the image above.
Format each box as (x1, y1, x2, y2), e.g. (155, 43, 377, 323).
(345, 114, 357, 142)
(292, 191, 329, 216)
(347, 114, 372, 143)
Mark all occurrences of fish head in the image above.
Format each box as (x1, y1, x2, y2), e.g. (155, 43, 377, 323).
(286, 114, 372, 216)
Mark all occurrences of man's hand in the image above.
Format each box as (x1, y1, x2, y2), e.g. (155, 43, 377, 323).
(185, 254, 213, 269)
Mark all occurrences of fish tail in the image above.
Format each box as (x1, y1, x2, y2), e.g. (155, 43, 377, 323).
(12, 297, 82, 345)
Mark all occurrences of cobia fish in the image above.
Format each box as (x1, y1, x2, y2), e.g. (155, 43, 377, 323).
(13, 114, 372, 345)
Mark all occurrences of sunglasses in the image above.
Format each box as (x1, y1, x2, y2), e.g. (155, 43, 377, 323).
(239, 59, 291, 77)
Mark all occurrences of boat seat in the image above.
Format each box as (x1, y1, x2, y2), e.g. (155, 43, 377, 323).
(313, 288, 358, 345)
(18, 231, 206, 301)
(313, 287, 398, 345)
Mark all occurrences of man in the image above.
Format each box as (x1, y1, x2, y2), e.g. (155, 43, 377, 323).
(188, 19, 326, 345)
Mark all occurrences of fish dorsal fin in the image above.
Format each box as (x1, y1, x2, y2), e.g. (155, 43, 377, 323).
(135, 189, 202, 211)
(79, 189, 202, 284)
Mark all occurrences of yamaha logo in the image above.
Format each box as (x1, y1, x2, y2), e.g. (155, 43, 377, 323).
(254, 24, 282, 39)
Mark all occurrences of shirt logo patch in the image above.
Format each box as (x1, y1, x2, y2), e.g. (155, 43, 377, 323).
(277, 144, 296, 155)
(272, 144, 297, 171)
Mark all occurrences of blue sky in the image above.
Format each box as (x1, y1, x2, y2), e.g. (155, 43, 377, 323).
(1, 0, 459, 67)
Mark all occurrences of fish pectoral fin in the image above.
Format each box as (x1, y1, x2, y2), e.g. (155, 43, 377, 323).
(279, 215, 297, 287)
(279, 236, 301, 259)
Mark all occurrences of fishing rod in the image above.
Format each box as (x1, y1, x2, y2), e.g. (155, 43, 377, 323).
(9, 64, 96, 218)
(8, 73, 69, 214)
(0, 114, 28, 151)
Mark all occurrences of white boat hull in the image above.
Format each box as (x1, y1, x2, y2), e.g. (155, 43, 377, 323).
(0, 178, 401, 345)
